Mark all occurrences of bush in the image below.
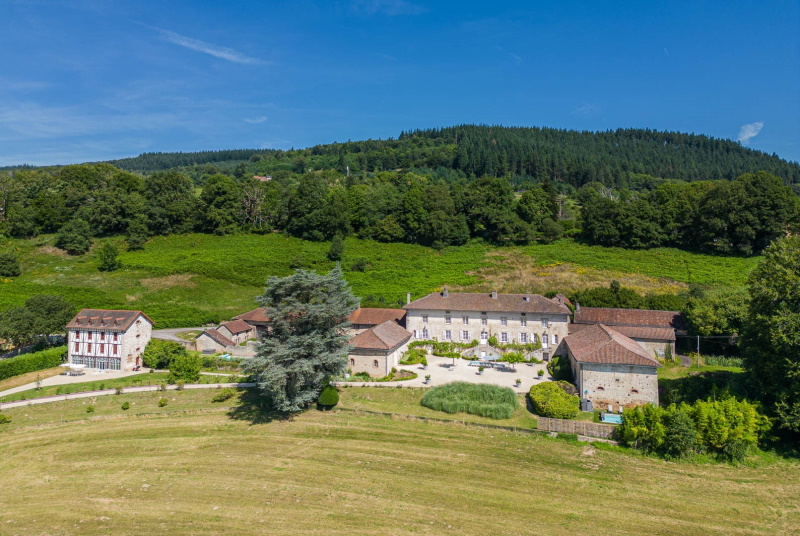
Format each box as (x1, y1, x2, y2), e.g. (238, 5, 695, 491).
(97, 242, 121, 272)
(703, 355, 744, 367)
(169, 352, 201, 383)
(546, 356, 574, 383)
(121, 401, 130, 410)
(211, 388, 235, 403)
(86, 406, 95, 413)
(399, 348, 427, 365)
(158, 398, 168, 407)
(0, 252, 21, 277)
(317, 385, 340, 407)
(421, 382, 517, 419)
(55, 218, 92, 255)
(528, 381, 580, 419)
(0, 413, 11, 424)
(0, 346, 65, 381)
(143, 339, 188, 370)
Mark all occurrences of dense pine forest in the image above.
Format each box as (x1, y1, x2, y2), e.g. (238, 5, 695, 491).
(1, 125, 798, 256)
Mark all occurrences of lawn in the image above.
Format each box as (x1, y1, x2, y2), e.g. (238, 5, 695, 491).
(0, 366, 64, 393)
(2, 233, 761, 328)
(1, 389, 798, 535)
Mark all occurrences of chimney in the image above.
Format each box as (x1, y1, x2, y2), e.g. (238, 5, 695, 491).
(491, 290, 497, 299)
(442, 286, 449, 298)
(406, 292, 411, 305)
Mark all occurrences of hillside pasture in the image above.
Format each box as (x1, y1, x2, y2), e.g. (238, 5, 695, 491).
(1, 234, 760, 328)
(0, 389, 798, 535)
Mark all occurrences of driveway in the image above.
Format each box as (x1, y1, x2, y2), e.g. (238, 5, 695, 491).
(335, 354, 553, 393)
(0, 368, 151, 398)
(152, 327, 207, 344)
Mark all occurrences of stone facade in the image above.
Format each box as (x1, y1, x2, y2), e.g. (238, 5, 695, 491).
(348, 340, 409, 377)
(572, 361, 659, 409)
(67, 310, 153, 371)
(404, 290, 570, 360)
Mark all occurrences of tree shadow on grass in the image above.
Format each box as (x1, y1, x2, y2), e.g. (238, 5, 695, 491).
(226, 389, 293, 425)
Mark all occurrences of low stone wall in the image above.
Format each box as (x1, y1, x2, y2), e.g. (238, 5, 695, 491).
(537, 416, 617, 439)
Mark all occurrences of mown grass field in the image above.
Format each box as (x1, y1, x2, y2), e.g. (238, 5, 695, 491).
(1, 233, 761, 327)
(1, 388, 798, 535)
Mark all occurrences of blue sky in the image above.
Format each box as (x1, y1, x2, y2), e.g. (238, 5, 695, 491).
(1, 0, 798, 166)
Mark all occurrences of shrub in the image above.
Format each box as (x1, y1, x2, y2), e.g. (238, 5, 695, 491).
(399, 348, 428, 365)
(55, 218, 92, 255)
(115, 387, 123, 395)
(529, 381, 580, 419)
(143, 339, 188, 370)
(317, 386, 340, 407)
(211, 388, 235, 403)
(0, 346, 65, 381)
(661, 408, 696, 459)
(86, 406, 95, 413)
(158, 398, 168, 407)
(169, 352, 201, 383)
(121, 401, 130, 410)
(159, 382, 167, 392)
(96, 242, 121, 272)
(703, 355, 744, 367)
(546, 356, 574, 383)
(421, 382, 517, 419)
(0, 252, 21, 277)
(176, 380, 185, 391)
(0, 413, 11, 424)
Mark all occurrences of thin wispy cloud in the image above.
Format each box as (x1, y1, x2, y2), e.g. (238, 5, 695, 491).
(351, 0, 426, 16)
(571, 102, 600, 117)
(737, 121, 764, 144)
(153, 27, 265, 65)
(244, 116, 268, 124)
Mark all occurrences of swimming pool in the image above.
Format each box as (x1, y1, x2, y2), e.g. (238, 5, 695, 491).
(601, 413, 623, 424)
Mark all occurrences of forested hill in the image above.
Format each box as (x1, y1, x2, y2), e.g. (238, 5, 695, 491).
(108, 125, 800, 187)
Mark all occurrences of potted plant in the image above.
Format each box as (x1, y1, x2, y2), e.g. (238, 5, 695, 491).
(422, 357, 428, 370)
(537, 369, 545, 379)
(515, 378, 522, 387)
(478, 366, 484, 376)
(424, 374, 431, 384)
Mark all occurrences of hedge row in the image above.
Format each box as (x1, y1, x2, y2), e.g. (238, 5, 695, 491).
(0, 346, 66, 381)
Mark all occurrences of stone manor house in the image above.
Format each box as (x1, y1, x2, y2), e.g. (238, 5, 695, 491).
(67, 309, 154, 371)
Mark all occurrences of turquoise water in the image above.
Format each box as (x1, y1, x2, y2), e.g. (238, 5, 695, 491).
(601, 414, 623, 424)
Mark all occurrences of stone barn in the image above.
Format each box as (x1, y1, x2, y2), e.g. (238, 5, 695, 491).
(558, 323, 661, 409)
(348, 320, 412, 377)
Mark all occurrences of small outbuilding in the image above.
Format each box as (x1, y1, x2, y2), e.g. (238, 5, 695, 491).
(348, 320, 412, 377)
(558, 323, 661, 409)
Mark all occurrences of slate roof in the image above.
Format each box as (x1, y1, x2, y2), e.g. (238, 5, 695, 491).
(348, 308, 407, 326)
(233, 308, 271, 324)
(351, 321, 412, 351)
(564, 324, 661, 367)
(200, 329, 235, 347)
(67, 309, 154, 331)
(568, 323, 675, 341)
(573, 307, 685, 332)
(404, 291, 571, 315)
(221, 319, 254, 334)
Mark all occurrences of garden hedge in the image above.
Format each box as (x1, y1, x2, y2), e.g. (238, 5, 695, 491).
(0, 346, 65, 381)
(528, 381, 580, 419)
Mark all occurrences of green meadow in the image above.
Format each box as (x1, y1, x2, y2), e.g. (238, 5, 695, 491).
(1, 233, 760, 328)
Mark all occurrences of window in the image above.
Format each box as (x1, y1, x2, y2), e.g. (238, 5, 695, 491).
(422, 328, 429, 339)
(373, 360, 379, 368)
(445, 315, 451, 325)
(422, 315, 428, 323)
(542, 334, 548, 347)
(414, 330, 419, 339)
(597, 386, 605, 391)
(349, 358, 355, 366)
(501, 332, 508, 343)
(480, 331, 488, 341)
(631, 389, 639, 394)
(541, 318, 549, 328)
(520, 317, 527, 327)
(444, 330, 452, 341)
(519, 333, 528, 343)
(462, 316, 469, 325)
(481, 316, 487, 325)
(100, 332, 105, 341)
(553, 334, 559, 344)
(461, 331, 470, 341)
(500, 317, 507, 326)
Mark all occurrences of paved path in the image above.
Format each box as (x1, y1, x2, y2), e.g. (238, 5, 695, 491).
(334, 354, 552, 394)
(0, 383, 256, 411)
(0, 368, 151, 398)
(151, 327, 206, 343)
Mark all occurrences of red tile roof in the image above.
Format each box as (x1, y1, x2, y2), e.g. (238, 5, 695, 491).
(348, 308, 406, 326)
(221, 319, 254, 334)
(67, 309, 154, 331)
(573, 307, 686, 331)
(200, 328, 235, 347)
(564, 324, 661, 367)
(404, 291, 571, 315)
(233, 308, 271, 324)
(568, 323, 675, 341)
(351, 321, 412, 351)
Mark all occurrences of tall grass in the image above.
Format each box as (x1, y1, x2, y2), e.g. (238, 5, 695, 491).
(703, 355, 745, 367)
(420, 382, 518, 419)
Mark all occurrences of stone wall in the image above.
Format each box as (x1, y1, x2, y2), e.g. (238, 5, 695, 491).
(576, 362, 659, 409)
(634, 339, 675, 360)
(348, 341, 409, 377)
(537, 417, 617, 439)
